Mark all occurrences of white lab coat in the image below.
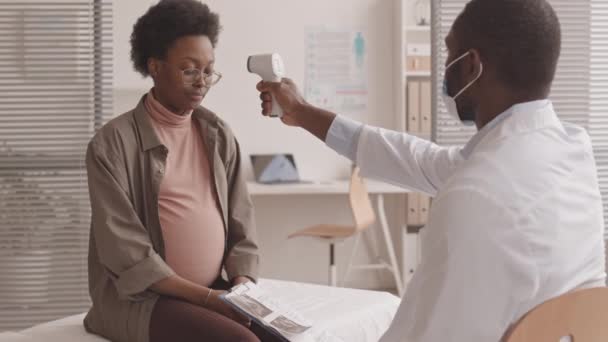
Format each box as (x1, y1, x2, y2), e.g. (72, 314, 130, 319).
(350, 101, 606, 341)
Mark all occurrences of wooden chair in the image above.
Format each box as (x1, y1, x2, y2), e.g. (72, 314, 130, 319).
(288, 167, 376, 286)
(505, 287, 608, 342)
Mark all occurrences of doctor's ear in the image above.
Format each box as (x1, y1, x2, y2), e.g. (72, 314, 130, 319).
(467, 49, 483, 76)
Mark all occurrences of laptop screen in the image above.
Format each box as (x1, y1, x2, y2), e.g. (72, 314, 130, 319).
(250, 154, 300, 184)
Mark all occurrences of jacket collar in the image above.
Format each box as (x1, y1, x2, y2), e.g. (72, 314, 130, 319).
(133, 94, 219, 152)
(461, 100, 559, 159)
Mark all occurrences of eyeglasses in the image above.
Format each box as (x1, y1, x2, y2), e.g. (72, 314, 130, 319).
(181, 68, 222, 86)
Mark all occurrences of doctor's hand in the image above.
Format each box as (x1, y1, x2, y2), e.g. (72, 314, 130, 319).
(256, 78, 307, 127)
(257, 78, 337, 142)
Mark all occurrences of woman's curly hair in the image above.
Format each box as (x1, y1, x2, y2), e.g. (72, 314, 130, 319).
(130, 0, 221, 77)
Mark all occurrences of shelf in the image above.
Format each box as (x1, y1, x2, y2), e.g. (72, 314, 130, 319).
(405, 71, 431, 77)
(404, 25, 431, 32)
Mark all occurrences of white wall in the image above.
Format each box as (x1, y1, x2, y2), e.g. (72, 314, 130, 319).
(113, 0, 401, 289)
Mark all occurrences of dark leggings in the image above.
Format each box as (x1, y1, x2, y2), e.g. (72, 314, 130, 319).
(149, 278, 281, 342)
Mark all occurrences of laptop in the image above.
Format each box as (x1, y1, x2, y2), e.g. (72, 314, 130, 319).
(250, 154, 305, 184)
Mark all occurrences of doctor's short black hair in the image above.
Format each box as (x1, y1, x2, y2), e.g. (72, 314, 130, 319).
(130, 0, 221, 77)
(453, 0, 561, 93)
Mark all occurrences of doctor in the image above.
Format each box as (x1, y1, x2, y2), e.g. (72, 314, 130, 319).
(256, 0, 606, 341)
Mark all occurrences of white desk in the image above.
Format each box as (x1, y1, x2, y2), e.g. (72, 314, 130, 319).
(247, 180, 408, 196)
(247, 180, 408, 296)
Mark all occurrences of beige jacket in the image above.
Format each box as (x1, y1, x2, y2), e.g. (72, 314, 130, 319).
(83, 96, 259, 342)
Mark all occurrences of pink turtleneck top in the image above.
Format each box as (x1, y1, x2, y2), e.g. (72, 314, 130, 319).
(145, 89, 225, 287)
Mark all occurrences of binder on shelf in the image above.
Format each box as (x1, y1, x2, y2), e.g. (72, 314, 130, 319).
(420, 80, 432, 135)
(419, 194, 431, 224)
(407, 44, 431, 56)
(406, 56, 431, 72)
(406, 193, 421, 226)
(402, 230, 419, 286)
(407, 81, 421, 133)
(406, 44, 431, 72)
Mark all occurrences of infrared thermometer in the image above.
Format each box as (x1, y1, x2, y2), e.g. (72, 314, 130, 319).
(247, 53, 285, 117)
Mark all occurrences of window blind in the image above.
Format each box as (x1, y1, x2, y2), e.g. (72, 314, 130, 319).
(0, 0, 112, 331)
(589, 0, 608, 237)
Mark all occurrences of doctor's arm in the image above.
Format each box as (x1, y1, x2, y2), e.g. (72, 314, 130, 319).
(257, 79, 463, 196)
(380, 188, 538, 342)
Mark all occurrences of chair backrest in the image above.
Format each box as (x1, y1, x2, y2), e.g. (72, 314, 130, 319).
(349, 167, 376, 231)
(505, 287, 608, 342)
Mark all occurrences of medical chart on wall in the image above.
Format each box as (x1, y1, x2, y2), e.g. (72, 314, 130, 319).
(304, 28, 368, 115)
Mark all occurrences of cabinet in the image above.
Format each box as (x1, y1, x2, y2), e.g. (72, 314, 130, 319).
(394, 0, 432, 286)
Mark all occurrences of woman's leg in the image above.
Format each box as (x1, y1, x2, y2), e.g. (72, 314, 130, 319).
(212, 278, 289, 342)
(250, 322, 287, 342)
(149, 296, 260, 342)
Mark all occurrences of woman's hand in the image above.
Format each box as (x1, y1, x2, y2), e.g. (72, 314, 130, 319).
(232, 276, 252, 287)
(150, 275, 251, 328)
(203, 289, 252, 328)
